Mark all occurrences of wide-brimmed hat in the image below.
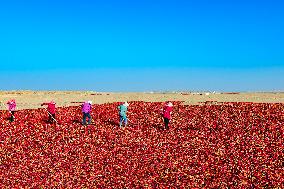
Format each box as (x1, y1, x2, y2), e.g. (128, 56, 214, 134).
(167, 102, 173, 107)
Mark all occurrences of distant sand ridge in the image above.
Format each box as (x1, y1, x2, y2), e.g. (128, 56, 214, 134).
(0, 91, 284, 110)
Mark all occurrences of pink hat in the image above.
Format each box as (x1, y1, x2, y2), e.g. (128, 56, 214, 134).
(8, 99, 15, 103)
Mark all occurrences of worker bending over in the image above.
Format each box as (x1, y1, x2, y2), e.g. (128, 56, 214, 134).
(7, 99, 16, 122)
(41, 101, 56, 123)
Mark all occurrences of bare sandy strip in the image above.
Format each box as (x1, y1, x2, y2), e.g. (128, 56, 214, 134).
(0, 91, 284, 110)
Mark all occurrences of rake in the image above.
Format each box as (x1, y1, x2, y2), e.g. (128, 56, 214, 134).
(43, 107, 58, 125)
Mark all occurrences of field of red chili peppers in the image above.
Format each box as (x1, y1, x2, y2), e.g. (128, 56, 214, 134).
(0, 101, 283, 188)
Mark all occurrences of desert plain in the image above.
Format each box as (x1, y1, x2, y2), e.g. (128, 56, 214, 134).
(0, 91, 284, 110)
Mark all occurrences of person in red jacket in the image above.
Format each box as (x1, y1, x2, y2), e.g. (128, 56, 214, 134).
(41, 101, 56, 123)
(161, 101, 173, 130)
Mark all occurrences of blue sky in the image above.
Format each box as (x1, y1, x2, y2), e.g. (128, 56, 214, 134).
(0, 0, 283, 91)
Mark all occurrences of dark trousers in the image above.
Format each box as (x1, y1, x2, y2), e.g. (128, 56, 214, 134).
(83, 112, 92, 125)
(48, 113, 56, 123)
(9, 111, 15, 122)
(164, 117, 169, 129)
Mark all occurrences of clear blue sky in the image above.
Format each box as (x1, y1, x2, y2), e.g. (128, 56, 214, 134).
(0, 0, 283, 91)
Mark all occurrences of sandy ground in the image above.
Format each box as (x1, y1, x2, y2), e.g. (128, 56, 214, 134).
(0, 91, 284, 110)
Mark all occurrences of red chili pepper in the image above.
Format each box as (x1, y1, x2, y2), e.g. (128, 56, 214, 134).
(0, 102, 283, 188)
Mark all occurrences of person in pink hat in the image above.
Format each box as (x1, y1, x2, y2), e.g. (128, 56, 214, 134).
(41, 101, 56, 123)
(161, 101, 173, 130)
(7, 99, 16, 122)
(82, 101, 92, 125)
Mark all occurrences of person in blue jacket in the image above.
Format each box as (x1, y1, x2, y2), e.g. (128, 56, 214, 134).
(118, 102, 129, 128)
